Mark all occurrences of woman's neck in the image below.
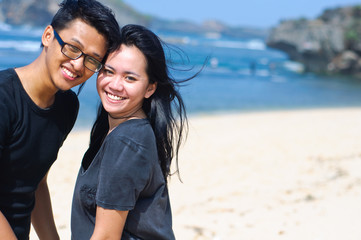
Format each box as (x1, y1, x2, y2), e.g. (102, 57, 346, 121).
(107, 108, 146, 134)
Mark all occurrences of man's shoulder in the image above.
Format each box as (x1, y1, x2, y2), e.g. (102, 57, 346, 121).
(0, 68, 17, 84)
(55, 89, 79, 119)
(58, 89, 78, 102)
(0, 68, 17, 96)
(55, 86, 79, 107)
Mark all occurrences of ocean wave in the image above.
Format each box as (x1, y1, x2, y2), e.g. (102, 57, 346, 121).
(0, 23, 12, 31)
(160, 35, 196, 45)
(283, 61, 305, 73)
(210, 39, 266, 50)
(0, 40, 41, 52)
(0, 24, 44, 37)
(15, 26, 44, 37)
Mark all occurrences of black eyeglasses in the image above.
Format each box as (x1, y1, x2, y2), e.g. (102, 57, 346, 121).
(53, 30, 103, 72)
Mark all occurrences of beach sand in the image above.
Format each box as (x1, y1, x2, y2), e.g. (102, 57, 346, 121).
(30, 108, 361, 240)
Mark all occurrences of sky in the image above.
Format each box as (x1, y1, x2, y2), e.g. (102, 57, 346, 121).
(122, 0, 360, 28)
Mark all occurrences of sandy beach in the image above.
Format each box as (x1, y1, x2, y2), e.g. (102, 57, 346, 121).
(30, 108, 361, 240)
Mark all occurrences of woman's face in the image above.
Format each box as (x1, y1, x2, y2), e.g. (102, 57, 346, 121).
(97, 44, 156, 119)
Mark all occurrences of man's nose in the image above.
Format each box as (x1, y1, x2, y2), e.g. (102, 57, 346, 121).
(70, 56, 85, 71)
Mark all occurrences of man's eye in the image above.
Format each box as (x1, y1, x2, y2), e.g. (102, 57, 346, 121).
(87, 57, 98, 64)
(67, 44, 81, 53)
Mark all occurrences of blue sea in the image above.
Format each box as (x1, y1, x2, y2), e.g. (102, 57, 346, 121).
(2, 23, 361, 129)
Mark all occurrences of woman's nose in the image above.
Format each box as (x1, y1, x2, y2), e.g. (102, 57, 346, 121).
(109, 76, 124, 90)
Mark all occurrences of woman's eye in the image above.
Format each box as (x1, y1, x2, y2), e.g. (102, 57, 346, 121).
(103, 69, 113, 75)
(125, 76, 136, 81)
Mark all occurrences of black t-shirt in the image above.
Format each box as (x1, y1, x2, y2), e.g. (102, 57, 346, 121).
(0, 68, 79, 240)
(71, 119, 175, 240)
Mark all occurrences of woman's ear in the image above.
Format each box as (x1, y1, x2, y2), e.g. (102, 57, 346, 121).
(145, 82, 157, 99)
(42, 25, 54, 47)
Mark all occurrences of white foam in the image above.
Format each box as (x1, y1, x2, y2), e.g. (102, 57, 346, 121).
(0, 40, 41, 52)
(0, 23, 12, 31)
(210, 39, 265, 50)
(283, 61, 305, 73)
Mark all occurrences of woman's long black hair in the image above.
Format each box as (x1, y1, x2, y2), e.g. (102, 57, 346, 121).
(83, 24, 200, 181)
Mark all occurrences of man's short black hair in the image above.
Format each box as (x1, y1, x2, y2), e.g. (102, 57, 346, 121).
(50, 0, 120, 53)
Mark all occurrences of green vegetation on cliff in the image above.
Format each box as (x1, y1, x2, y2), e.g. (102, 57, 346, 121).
(267, 4, 361, 76)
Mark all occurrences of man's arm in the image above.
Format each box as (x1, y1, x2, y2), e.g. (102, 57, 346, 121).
(0, 211, 17, 240)
(0, 141, 15, 240)
(31, 172, 59, 240)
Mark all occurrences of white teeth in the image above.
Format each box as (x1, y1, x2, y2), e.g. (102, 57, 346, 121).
(62, 67, 76, 78)
(107, 93, 124, 101)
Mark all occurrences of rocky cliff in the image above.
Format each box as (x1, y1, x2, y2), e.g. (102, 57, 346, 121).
(0, 0, 150, 27)
(266, 5, 361, 76)
(0, 0, 59, 26)
(0, 0, 268, 40)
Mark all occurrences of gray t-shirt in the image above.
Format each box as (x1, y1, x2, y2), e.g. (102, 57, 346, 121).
(71, 119, 175, 240)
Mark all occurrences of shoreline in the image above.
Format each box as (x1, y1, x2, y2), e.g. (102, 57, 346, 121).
(72, 105, 361, 131)
(31, 107, 361, 239)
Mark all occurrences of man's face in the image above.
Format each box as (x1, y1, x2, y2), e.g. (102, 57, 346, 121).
(42, 19, 107, 91)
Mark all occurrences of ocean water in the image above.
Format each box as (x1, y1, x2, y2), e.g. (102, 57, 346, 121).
(2, 24, 361, 129)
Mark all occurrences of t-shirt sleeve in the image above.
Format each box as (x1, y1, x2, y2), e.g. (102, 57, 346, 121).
(62, 90, 79, 136)
(0, 89, 12, 160)
(96, 136, 152, 211)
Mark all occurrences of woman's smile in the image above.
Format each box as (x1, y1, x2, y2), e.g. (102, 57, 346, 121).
(106, 91, 126, 101)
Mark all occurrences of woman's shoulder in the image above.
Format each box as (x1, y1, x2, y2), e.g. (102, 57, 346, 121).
(100, 119, 158, 172)
(114, 119, 153, 138)
(106, 118, 156, 150)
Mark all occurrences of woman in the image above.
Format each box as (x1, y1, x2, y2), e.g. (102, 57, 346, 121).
(71, 24, 193, 239)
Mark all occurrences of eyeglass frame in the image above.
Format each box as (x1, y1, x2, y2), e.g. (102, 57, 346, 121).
(53, 29, 103, 73)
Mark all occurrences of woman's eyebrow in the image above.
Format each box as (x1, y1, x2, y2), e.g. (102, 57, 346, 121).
(124, 71, 141, 77)
(104, 64, 115, 71)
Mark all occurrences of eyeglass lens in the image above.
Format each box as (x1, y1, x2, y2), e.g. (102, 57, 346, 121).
(54, 29, 102, 72)
(62, 44, 102, 72)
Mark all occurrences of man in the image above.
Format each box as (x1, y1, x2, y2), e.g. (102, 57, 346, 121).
(0, 0, 120, 239)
